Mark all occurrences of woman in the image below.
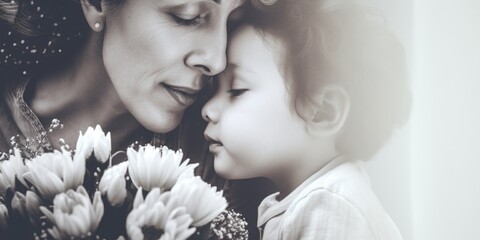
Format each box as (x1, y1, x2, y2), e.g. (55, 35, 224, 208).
(0, 0, 244, 150)
(0, 0, 273, 238)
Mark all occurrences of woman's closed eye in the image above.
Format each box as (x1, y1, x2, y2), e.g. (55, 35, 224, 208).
(227, 88, 248, 98)
(169, 12, 208, 27)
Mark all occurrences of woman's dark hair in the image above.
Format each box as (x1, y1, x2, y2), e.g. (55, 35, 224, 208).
(0, 0, 118, 80)
(248, 0, 411, 161)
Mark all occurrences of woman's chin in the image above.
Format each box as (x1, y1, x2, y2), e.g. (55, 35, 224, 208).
(139, 113, 183, 134)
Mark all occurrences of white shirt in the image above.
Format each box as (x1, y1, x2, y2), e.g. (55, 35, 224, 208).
(257, 157, 403, 240)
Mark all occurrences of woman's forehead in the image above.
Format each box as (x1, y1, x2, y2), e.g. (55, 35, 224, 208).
(156, 0, 246, 8)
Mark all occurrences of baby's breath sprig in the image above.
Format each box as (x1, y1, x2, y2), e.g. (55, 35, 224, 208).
(10, 134, 38, 159)
(48, 119, 64, 132)
(8, 119, 63, 159)
(58, 138, 73, 156)
(128, 141, 141, 151)
(209, 209, 249, 240)
(36, 118, 64, 152)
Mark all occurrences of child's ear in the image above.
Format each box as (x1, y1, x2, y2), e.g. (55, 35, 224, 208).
(306, 84, 350, 136)
(80, 0, 106, 32)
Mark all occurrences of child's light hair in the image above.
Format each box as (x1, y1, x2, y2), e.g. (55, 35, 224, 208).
(248, 0, 411, 160)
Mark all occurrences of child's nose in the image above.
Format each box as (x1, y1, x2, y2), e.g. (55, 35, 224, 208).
(202, 99, 219, 123)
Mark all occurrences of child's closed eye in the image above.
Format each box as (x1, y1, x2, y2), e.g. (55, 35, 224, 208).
(227, 88, 248, 98)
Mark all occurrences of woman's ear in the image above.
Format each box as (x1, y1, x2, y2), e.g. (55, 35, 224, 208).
(80, 0, 105, 32)
(306, 84, 350, 136)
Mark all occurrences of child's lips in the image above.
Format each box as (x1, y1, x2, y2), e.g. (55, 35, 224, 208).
(208, 140, 223, 153)
(205, 134, 223, 153)
(208, 142, 223, 153)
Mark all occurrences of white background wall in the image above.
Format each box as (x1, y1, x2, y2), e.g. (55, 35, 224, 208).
(360, 0, 413, 239)
(361, 0, 480, 240)
(411, 0, 480, 239)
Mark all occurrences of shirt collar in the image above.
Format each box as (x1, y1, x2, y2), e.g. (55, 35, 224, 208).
(257, 155, 346, 227)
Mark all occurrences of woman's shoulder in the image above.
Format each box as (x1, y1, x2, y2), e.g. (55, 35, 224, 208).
(0, 87, 18, 153)
(0, 76, 35, 153)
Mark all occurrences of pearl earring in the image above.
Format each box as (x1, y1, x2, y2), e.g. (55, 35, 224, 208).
(94, 22, 101, 29)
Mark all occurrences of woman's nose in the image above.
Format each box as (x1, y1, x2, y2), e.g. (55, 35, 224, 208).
(202, 98, 220, 123)
(185, 28, 227, 76)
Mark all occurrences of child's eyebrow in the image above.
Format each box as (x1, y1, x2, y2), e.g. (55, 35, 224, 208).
(227, 63, 239, 71)
(227, 63, 254, 75)
(225, 63, 257, 87)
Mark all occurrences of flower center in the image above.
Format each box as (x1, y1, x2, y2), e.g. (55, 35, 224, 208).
(142, 226, 164, 240)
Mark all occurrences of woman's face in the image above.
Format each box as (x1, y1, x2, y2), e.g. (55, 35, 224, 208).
(102, 0, 245, 133)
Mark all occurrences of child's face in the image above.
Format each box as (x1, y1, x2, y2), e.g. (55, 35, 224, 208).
(202, 26, 310, 180)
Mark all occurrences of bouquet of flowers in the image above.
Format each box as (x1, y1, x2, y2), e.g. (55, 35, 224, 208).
(0, 120, 248, 240)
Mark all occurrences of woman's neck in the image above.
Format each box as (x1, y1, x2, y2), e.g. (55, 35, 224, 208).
(30, 33, 144, 151)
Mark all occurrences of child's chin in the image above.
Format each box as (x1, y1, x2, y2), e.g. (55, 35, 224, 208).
(214, 167, 237, 180)
(214, 162, 248, 180)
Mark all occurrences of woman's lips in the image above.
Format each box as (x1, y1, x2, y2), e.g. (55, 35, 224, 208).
(162, 83, 199, 107)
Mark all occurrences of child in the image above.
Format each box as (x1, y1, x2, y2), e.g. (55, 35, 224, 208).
(202, 0, 409, 239)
